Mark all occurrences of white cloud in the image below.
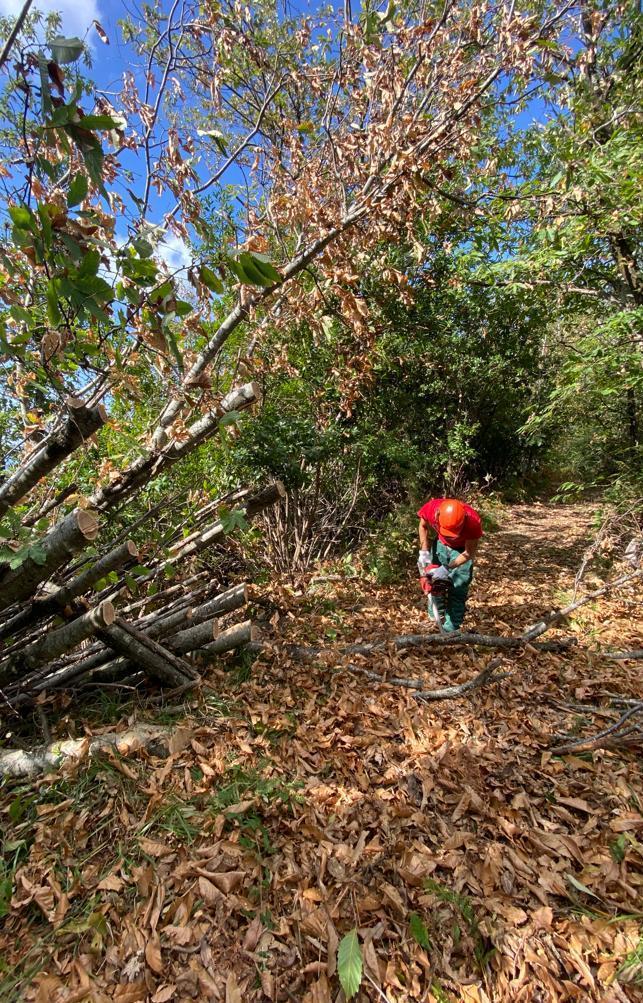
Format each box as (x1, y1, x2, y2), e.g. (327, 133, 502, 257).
(157, 233, 193, 275)
(0, 0, 101, 40)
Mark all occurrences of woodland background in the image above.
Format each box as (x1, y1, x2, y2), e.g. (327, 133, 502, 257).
(0, 0, 641, 999)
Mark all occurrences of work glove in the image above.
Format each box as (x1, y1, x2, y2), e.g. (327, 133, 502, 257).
(428, 564, 451, 595)
(417, 549, 432, 574)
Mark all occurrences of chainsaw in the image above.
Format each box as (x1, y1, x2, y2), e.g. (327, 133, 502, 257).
(419, 563, 451, 634)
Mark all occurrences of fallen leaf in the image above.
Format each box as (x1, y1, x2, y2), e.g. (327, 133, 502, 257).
(225, 971, 242, 1003)
(211, 871, 245, 894)
(145, 933, 164, 974)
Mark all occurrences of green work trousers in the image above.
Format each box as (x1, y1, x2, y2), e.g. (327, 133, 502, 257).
(429, 539, 473, 632)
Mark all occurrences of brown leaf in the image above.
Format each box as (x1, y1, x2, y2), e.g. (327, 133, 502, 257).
(532, 905, 554, 929)
(97, 873, 124, 892)
(152, 986, 177, 1003)
(168, 726, 193, 755)
(243, 915, 263, 951)
(145, 933, 164, 974)
(225, 971, 242, 1003)
(93, 19, 110, 43)
(199, 876, 222, 905)
(211, 871, 245, 894)
(139, 837, 173, 857)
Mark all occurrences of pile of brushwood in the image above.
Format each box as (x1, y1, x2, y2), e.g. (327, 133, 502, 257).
(0, 384, 281, 715)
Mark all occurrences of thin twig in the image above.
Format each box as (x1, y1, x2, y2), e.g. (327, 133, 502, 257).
(0, 0, 33, 72)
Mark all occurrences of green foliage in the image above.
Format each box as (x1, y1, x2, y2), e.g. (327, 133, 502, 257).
(617, 932, 643, 986)
(409, 911, 431, 949)
(363, 506, 419, 584)
(425, 878, 495, 971)
(337, 928, 362, 999)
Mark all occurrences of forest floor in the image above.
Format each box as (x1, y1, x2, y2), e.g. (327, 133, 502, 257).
(1, 502, 642, 1003)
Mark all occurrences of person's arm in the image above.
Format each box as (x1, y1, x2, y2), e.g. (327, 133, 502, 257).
(419, 518, 432, 551)
(449, 537, 479, 569)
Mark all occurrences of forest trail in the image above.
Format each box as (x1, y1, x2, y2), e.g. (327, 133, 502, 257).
(1, 502, 642, 1003)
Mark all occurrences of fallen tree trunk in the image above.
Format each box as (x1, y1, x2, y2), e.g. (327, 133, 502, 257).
(246, 632, 576, 661)
(349, 656, 505, 701)
(0, 540, 137, 642)
(188, 583, 248, 622)
(169, 484, 285, 565)
(0, 601, 115, 684)
(168, 617, 220, 655)
(523, 569, 642, 641)
(88, 383, 259, 513)
(0, 723, 175, 778)
(101, 619, 197, 689)
(200, 619, 260, 657)
(0, 399, 107, 518)
(0, 509, 99, 613)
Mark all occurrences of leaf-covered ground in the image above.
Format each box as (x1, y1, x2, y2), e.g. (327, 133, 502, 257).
(1, 502, 642, 1002)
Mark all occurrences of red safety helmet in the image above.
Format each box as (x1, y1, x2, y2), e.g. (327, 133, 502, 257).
(437, 499, 466, 541)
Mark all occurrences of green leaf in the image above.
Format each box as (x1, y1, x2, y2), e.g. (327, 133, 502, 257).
(337, 929, 362, 999)
(164, 327, 184, 372)
(173, 300, 193, 318)
(46, 281, 62, 327)
(199, 264, 224, 293)
(237, 252, 272, 287)
(409, 912, 431, 949)
(9, 305, 32, 325)
(9, 205, 32, 229)
(196, 127, 227, 154)
(247, 253, 281, 284)
(220, 410, 241, 427)
(77, 249, 101, 278)
(565, 873, 599, 899)
(49, 36, 84, 64)
(28, 544, 47, 566)
(133, 238, 154, 258)
(37, 54, 53, 115)
(219, 507, 249, 535)
(67, 173, 88, 207)
(76, 114, 120, 131)
(609, 835, 627, 863)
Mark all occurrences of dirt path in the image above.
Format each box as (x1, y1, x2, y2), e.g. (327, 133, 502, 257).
(1, 503, 642, 1003)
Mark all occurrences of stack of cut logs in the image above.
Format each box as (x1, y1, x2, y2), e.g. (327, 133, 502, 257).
(0, 384, 283, 713)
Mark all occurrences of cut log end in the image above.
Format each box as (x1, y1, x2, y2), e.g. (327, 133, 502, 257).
(98, 600, 115, 628)
(77, 508, 100, 541)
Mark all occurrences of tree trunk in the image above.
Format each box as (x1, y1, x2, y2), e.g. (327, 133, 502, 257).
(189, 583, 248, 622)
(88, 383, 259, 512)
(168, 617, 220, 655)
(0, 540, 138, 641)
(100, 619, 197, 688)
(169, 483, 285, 565)
(200, 619, 260, 657)
(0, 399, 107, 517)
(0, 601, 115, 684)
(0, 509, 99, 613)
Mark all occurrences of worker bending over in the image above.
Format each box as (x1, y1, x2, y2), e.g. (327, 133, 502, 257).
(417, 497, 483, 633)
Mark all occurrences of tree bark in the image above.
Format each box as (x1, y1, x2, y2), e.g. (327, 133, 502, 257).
(0, 400, 107, 517)
(200, 620, 260, 657)
(0, 601, 115, 684)
(88, 383, 259, 512)
(188, 583, 248, 622)
(100, 619, 197, 688)
(0, 508, 99, 613)
(168, 617, 220, 655)
(0, 723, 175, 778)
(0, 540, 138, 641)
